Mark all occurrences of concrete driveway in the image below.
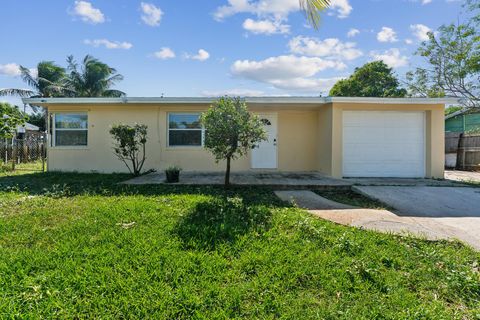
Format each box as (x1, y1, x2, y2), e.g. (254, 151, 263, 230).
(354, 186, 480, 250)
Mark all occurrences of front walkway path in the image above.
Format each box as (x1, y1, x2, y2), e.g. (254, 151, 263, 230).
(275, 190, 480, 251)
(124, 171, 351, 189)
(123, 171, 463, 188)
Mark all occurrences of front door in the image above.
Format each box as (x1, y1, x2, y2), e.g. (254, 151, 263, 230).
(251, 113, 277, 169)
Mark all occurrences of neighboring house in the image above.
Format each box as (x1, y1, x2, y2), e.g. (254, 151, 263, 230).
(23, 97, 455, 179)
(445, 109, 480, 169)
(15, 122, 40, 139)
(445, 109, 480, 133)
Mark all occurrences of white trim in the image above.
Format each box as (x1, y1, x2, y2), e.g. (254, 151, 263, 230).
(167, 112, 204, 148)
(52, 112, 88, 148)
(23, 96, 461, 106)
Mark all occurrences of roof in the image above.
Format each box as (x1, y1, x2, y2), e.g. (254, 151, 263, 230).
(22, 96, 460, 106)
(445, 108, 473, 120)
(16, 122, 39, 132)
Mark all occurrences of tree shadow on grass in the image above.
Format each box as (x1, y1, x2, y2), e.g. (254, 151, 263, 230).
(173, 196, 273, 251)
(0, 172, 286, 207)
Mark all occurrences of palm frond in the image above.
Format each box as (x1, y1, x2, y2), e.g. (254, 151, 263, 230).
(102, 89, 126, 97)
(299, 0, 330, 30)
(0, 88, 35, 97)
(19, 66, 39, 90)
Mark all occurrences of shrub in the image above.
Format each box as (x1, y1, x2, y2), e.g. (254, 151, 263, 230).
(109, 124, 148, 176)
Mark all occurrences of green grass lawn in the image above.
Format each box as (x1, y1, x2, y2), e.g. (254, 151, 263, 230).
(0, 170, 479, 318)
(315, 190, 390, 210)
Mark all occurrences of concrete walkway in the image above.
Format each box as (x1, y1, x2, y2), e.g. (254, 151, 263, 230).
(124, 171, 351, 189)
(123, 171, 462, 188)
(445, 170, 480, 184)
(275, 190, 355, 210)
(274, 190, 480, 250)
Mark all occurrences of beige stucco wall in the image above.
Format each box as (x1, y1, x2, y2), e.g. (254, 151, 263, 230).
(45, 101, 445, 178)
(326, 102, 445, 179)
(46, 104, 320, 173)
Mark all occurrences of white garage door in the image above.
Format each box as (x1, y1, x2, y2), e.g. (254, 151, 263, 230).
(343, 111, 425, 178)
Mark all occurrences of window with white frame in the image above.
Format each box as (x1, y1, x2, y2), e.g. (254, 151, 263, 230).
(168, 113, 204, 147)
(53, 113, 88, 147)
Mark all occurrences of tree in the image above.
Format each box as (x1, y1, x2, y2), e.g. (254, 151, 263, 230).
(109, 124, 148, 176)
(299, 0, 331, 30)
(445, 105, 463, 116)
(201, 97, 267, 187)
(0, 103, 27, 138)
(406, 2, 480, 108)
(0, 61, 68, 103)
(65, 55, 125, 97)
(329, 61, 407, 97)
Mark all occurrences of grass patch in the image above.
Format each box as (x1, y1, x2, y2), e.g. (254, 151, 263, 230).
(0, 161, 45, 175)
(315, 190, 389, 210)
(0, 170, 479, 318)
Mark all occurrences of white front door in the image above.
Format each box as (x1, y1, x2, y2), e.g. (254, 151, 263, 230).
(252, 113, 278, 169)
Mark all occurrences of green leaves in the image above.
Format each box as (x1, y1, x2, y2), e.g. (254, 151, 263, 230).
(329, 61, 407, 98)
(299, 0, 330, 30)
(65, 55, 126, 98)
(0, 55, 125, 100)
(109, 124, 148, 176)
(201, 97, 267, 161)
(200, 97, 267, 186)
(406, 6, 480, 108)
(0, 102, 27, 139)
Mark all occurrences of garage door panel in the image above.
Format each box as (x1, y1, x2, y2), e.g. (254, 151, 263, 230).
(343, 111, 425, 178)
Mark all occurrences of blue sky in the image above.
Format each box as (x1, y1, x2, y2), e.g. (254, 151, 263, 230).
(0, 0, 465, 108)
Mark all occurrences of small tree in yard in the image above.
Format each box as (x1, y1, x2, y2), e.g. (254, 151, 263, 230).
(0, 103, 27, 138)
(201, 97, 267, 188)
(109, 124, 147, 176)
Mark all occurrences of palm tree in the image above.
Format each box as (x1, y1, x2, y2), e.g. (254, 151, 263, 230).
(0, 61, 67, 98)
(299, 0, 331, 29)
(65, 55, 125, 97)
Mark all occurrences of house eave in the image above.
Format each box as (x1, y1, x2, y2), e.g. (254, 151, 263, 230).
(22, 96, 461, 106)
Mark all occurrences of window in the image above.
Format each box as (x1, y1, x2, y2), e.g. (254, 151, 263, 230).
(168, 113, 204, 147)
(53, 113, 88, 147)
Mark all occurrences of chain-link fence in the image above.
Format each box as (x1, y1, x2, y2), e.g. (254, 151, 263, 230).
(1, 135, 47, 171)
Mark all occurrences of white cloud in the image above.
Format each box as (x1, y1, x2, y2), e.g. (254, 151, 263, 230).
(347, 28, 360, 38)
(410, 24, 432, 41)
(268, 77, 342, 91)
(242, 18, 290, 35)
(70, 1, 105, 24)
(0, 63, 21, 77)
(377, 27, 398, 43)
(214, 0, 352, 22)
(231, 55, 345, 92)
(84, 39, 132, 50)
(185, 49, 210, 61)
(140, 2, 163, 26)
(0, 63, 36, 78)
(422, 0, 432, 4)
(405, 38, 413, 45)
(201, 88, 265, 96)
(154, 47, 176, 59)
(329, 0, 353, 19)
(288, 36, 362, 61)
(370, 48, 409, 68)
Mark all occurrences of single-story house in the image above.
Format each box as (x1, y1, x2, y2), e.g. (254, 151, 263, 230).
(23, 96, 456, 179)
(445, 108, 480, 133)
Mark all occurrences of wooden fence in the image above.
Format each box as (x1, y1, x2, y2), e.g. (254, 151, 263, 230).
(445, 132, 480, 170)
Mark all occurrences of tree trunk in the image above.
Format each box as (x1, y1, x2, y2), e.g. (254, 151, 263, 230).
(225, 156, 231, 188)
